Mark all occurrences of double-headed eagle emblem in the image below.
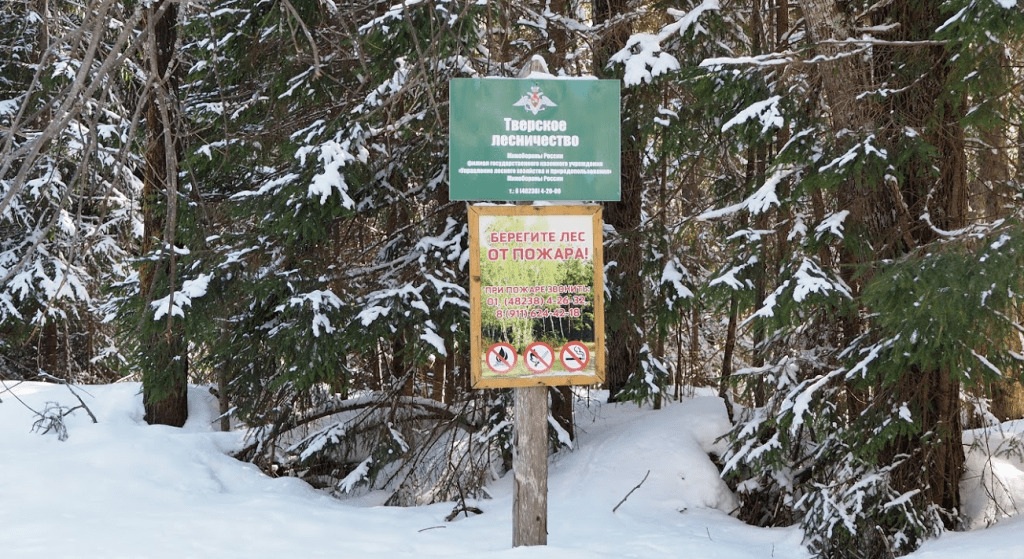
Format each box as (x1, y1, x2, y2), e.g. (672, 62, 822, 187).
(513, 84, 557, 115)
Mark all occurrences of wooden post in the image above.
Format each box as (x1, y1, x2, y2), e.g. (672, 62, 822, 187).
(513, 384, 548, 546)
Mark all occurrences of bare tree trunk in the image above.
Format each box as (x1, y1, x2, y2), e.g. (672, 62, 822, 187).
(141, 0, 187, 427)
(549, 386, 574, 441)
(592, 0, 644, 403)
(877, 0, 967, 528)
(603, 139, 644, 402)
(431, 350, 445, 402)
(970, 50, 1024, 421)
(719, 295, 739, 425)
(795, 0, 871, 132)
(443, 338, 457, 405)
(217, 366, 231, 431)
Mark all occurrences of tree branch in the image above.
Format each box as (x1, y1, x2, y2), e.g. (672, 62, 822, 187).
(612, 470, 650, 513)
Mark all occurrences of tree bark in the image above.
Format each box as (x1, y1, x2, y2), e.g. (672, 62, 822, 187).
(603, 135, 644, 401)
(798, 0, 968, 529)
(549, 385, 574, 441)
(875, 0, 967, 528)
(719, 295, 738, 425)
(141, 0, 187, 427)
(592, 0, 643, 403)
(970, 50, 1023, 421)
(513, 385, 548, 546)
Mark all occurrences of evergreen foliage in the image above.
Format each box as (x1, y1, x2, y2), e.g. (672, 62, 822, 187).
(3, 0, 1024, 554)
(0, 0, 141, 382)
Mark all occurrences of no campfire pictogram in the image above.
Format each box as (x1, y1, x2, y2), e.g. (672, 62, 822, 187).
(486, 342, 517, 374)
(524, 342, 555, 374)
(560, 341, 590, 372)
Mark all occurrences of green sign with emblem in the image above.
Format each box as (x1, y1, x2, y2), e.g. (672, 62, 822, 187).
(449, 78, 620, 202)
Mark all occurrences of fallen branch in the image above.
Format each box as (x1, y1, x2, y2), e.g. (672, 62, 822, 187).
(445, 505, 484, 522)
(418, 526, 446, 532)
(37, 372, 97, 423)
(612, 470, 650, 513)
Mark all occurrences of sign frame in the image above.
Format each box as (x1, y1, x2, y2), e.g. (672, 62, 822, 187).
(469, 204, 605, 388)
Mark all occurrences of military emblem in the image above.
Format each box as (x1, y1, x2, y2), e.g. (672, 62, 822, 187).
(513, 84, 557, 115)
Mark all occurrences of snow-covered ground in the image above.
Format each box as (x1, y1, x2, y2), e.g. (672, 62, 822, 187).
(0, 381, 1022, 558)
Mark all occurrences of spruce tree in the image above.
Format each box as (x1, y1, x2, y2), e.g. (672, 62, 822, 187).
(613, 0, 1024, 556)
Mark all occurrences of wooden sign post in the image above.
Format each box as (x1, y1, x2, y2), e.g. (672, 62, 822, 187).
(450, 72, 619, 548)
(513, 385, 548, 546)
(467, 204, 605, 547)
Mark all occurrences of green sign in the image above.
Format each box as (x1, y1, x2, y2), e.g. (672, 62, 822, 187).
(449, 78, 620, 202)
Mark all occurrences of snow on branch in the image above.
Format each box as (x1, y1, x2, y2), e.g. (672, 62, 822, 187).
(150, 274, 212, 321)
(745, 259, 852, 324)
(275, 289, 344, 337)
(971, 350, 1004, 378)
(610, 34, 680, 87)
(819, 135, 886, 173)
(784, 368, 846, 434)
(358, 0, 426, 33)
(790, 258, 852, 301)
(666, 0, 720, 37)
(699, 52, 794, 70)
(301, 140, 360, 208)
(660, 258, 695, 302)
(357, 284, 426, 327)
(698, 166, 792, 221)
(610, 0, 721, 86)
(338, 456, 373, 493)
(814, 210, 850, 240)
(721, 96, 783, 134)
(708, 255, 758, 290)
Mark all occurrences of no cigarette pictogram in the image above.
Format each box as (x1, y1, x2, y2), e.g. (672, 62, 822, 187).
(559, 341, 590, 372)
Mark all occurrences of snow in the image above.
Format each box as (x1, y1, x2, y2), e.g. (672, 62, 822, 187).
(0, 381, 1022, 558)
(659, 259, 694, 301)
(814, 210, 850, 240)
(0, 98, 21, 118)
(610, 33, 680, 87)
(277, 289, 343, 337)
(721, 96, 783, 134)
(610, 0, 722, 87)
(420, 327, 448, 355)
(697, 167, 791, 220)
(306, 141, 357, 208)
(150, 274, 212, 321)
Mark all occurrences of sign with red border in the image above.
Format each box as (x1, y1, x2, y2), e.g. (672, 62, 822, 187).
(523, 342, 555, 374)
(486, 342, 517, 374)
(560, 341, 590, 372)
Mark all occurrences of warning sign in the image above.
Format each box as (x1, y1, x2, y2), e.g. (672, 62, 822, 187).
(468, 205, 605, 389)
(560, 341, 590, 372)
(486, 343, 517, 374)
(524, 342, 555, 374)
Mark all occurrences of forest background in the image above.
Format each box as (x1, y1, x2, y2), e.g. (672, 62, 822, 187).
(2, 0, 1024, 557)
